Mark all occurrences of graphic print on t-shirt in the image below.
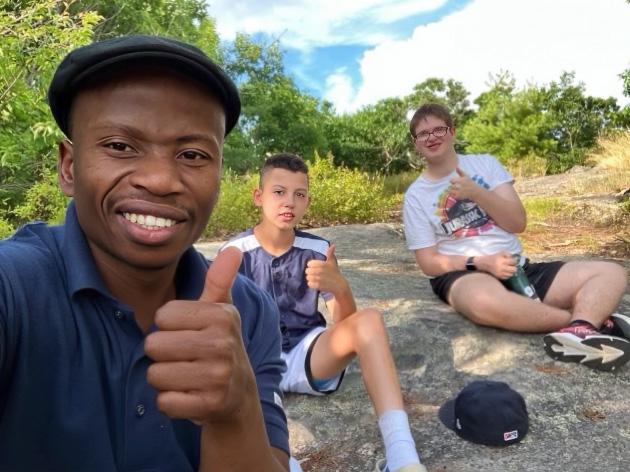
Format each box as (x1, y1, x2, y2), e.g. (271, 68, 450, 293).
(436, 174, 495, 238)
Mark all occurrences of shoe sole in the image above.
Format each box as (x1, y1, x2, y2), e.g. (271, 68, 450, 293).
(543, 332, 630, 372)
(611, 313, 630, 340)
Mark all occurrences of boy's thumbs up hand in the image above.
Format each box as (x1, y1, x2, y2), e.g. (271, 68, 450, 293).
(455, 166, 467, 177)
(145, 246, 256, 426)
(305, 243, 346, 294)
(449, 166, 477, 200)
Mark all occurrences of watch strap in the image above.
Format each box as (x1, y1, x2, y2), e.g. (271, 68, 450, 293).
(466, 256, 477, 271)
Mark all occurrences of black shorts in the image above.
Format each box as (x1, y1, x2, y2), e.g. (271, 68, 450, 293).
(429, 260, 566, 304)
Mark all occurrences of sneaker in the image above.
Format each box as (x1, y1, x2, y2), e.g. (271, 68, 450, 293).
(543, 320, 630, 371)
(373, 458, 428, 472)
(610, 313, 630, 340)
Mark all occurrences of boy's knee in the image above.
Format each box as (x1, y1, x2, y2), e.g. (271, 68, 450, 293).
(353, 308, 387, 339)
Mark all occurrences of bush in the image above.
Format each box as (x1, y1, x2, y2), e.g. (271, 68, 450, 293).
(506, 153, 549, 178)
(203, 153, 397, 239)
(204, 171, 260, 239)
(12, 170, 69, 224)
(0, 218, 15, 239)
(303, 152, 396, 227)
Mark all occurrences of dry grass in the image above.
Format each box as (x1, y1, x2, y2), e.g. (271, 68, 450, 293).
(566, 132, 630, 196)
(589, 132, 630, 171)
(517, 132, 630, 258)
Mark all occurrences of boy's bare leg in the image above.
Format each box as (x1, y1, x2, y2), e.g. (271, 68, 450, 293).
(308, 309, 424, 471)
(309, 308, 403, 415)
(449, 273, 572, 332)
(542, 261, 628, 327)
(449, 261, 628, 332)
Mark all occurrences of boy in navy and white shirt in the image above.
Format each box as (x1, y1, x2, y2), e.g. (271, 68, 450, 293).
(223, 153, 426, 472)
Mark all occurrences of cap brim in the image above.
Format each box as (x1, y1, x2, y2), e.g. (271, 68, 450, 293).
(438, 397, 457, 432)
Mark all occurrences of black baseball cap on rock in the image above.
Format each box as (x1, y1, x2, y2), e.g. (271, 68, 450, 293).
(48, 35, 241, 137)
(438, 380, 529, 446)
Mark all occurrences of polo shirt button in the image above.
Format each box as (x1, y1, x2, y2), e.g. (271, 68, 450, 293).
(136, 404, 146, 417)
(272, 259, 279, 268)
(115, 310, 124, 320)
(273, 271, 281, 280)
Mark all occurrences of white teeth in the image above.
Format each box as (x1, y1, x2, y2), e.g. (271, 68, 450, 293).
(123, 213, 176, 230)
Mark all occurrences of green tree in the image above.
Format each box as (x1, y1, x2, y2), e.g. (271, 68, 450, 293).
(405, 77, 473, 129)
(0, 1, 100, 223)
(543, 72, 621, 170)
(221, 34, 329, 172)
(68, 0, 219, 52)
(461, 72, 556, 168)
(344, 98, 415, 173)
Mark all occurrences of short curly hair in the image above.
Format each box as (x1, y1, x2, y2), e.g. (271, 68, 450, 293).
(259, 153, 309, 188)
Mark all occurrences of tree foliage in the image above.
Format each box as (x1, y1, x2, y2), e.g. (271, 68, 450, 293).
(406, 77, 473, 128)
(461, 72, 624, 173)
(68, 0, 219, 53)
(221, 34, 330, 172)
(1, 0, 630, 234)
(0, 0, 99, 224)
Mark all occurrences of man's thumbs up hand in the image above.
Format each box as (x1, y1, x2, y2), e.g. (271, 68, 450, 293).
(145, 246, 255, 425)
(199, 246, 243, 304)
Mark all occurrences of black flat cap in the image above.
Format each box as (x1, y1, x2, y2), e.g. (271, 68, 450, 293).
(48, 35, 241, 137)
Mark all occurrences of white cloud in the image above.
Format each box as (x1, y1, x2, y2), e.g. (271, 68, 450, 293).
(347, 0, 630, 111)
(207, 0, 447, 49)
(207, 0, 630, 113)
(324, 69, 356, 113)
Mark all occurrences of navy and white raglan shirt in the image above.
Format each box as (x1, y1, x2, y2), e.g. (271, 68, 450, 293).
(403, 153, 523, 261)
(223, 228, 334, 352)
(0, 201, 288, 472)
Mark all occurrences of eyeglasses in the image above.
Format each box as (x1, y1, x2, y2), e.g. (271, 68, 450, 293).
(413, 126, 451, 142)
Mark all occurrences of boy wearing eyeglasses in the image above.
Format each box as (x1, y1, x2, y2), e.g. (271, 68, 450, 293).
(403, 102, 630, 372)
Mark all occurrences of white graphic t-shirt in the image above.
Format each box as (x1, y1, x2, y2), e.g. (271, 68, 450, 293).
(403, 153, 523, 256)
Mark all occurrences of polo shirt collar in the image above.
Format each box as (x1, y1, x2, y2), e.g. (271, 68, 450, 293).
(62, 200, 207, 301)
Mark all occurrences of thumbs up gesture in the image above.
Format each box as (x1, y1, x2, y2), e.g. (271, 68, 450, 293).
(145, 246, 255, 425)
(449, 166, 477, 200)
(305, 244, 346, 294)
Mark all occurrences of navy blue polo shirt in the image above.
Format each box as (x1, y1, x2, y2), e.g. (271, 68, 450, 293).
(223, 229, 333, 352)
(0, 201, 288, 472)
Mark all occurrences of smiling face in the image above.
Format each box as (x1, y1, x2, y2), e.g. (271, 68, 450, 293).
(254, 168, 310, 232)
(412, 114, 457, 167)
(58, 69, 226, 275)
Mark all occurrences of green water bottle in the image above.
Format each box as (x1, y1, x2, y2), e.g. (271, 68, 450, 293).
(505, 254, 541, 302)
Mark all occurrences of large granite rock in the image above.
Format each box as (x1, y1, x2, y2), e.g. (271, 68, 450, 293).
(196, 223, 630, 472)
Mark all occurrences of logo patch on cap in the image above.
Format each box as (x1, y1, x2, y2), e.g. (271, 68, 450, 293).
(504, 430, 518, 441)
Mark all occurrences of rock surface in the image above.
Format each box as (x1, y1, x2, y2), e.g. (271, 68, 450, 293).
(196, 223, 630, 472)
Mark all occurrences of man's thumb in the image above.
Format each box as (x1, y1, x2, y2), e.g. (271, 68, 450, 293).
(455, 166, 466, 177)
(200, 246, 243, 303)
(326, 244, 336, 262)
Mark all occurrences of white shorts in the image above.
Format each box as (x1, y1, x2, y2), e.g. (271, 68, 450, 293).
(289, 456, 303, 472)
(280, 327, 345, 396)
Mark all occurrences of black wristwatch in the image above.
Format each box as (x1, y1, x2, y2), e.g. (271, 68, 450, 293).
(466, 256, 477, 271)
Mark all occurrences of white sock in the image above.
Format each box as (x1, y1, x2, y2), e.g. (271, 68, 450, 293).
(378, 409, 420, 471)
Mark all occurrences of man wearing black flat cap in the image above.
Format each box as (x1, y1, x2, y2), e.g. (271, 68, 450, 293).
(0, 35, 291, 471)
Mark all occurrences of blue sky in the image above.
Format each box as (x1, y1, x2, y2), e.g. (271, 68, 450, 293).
(207, 0, 630, 114)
